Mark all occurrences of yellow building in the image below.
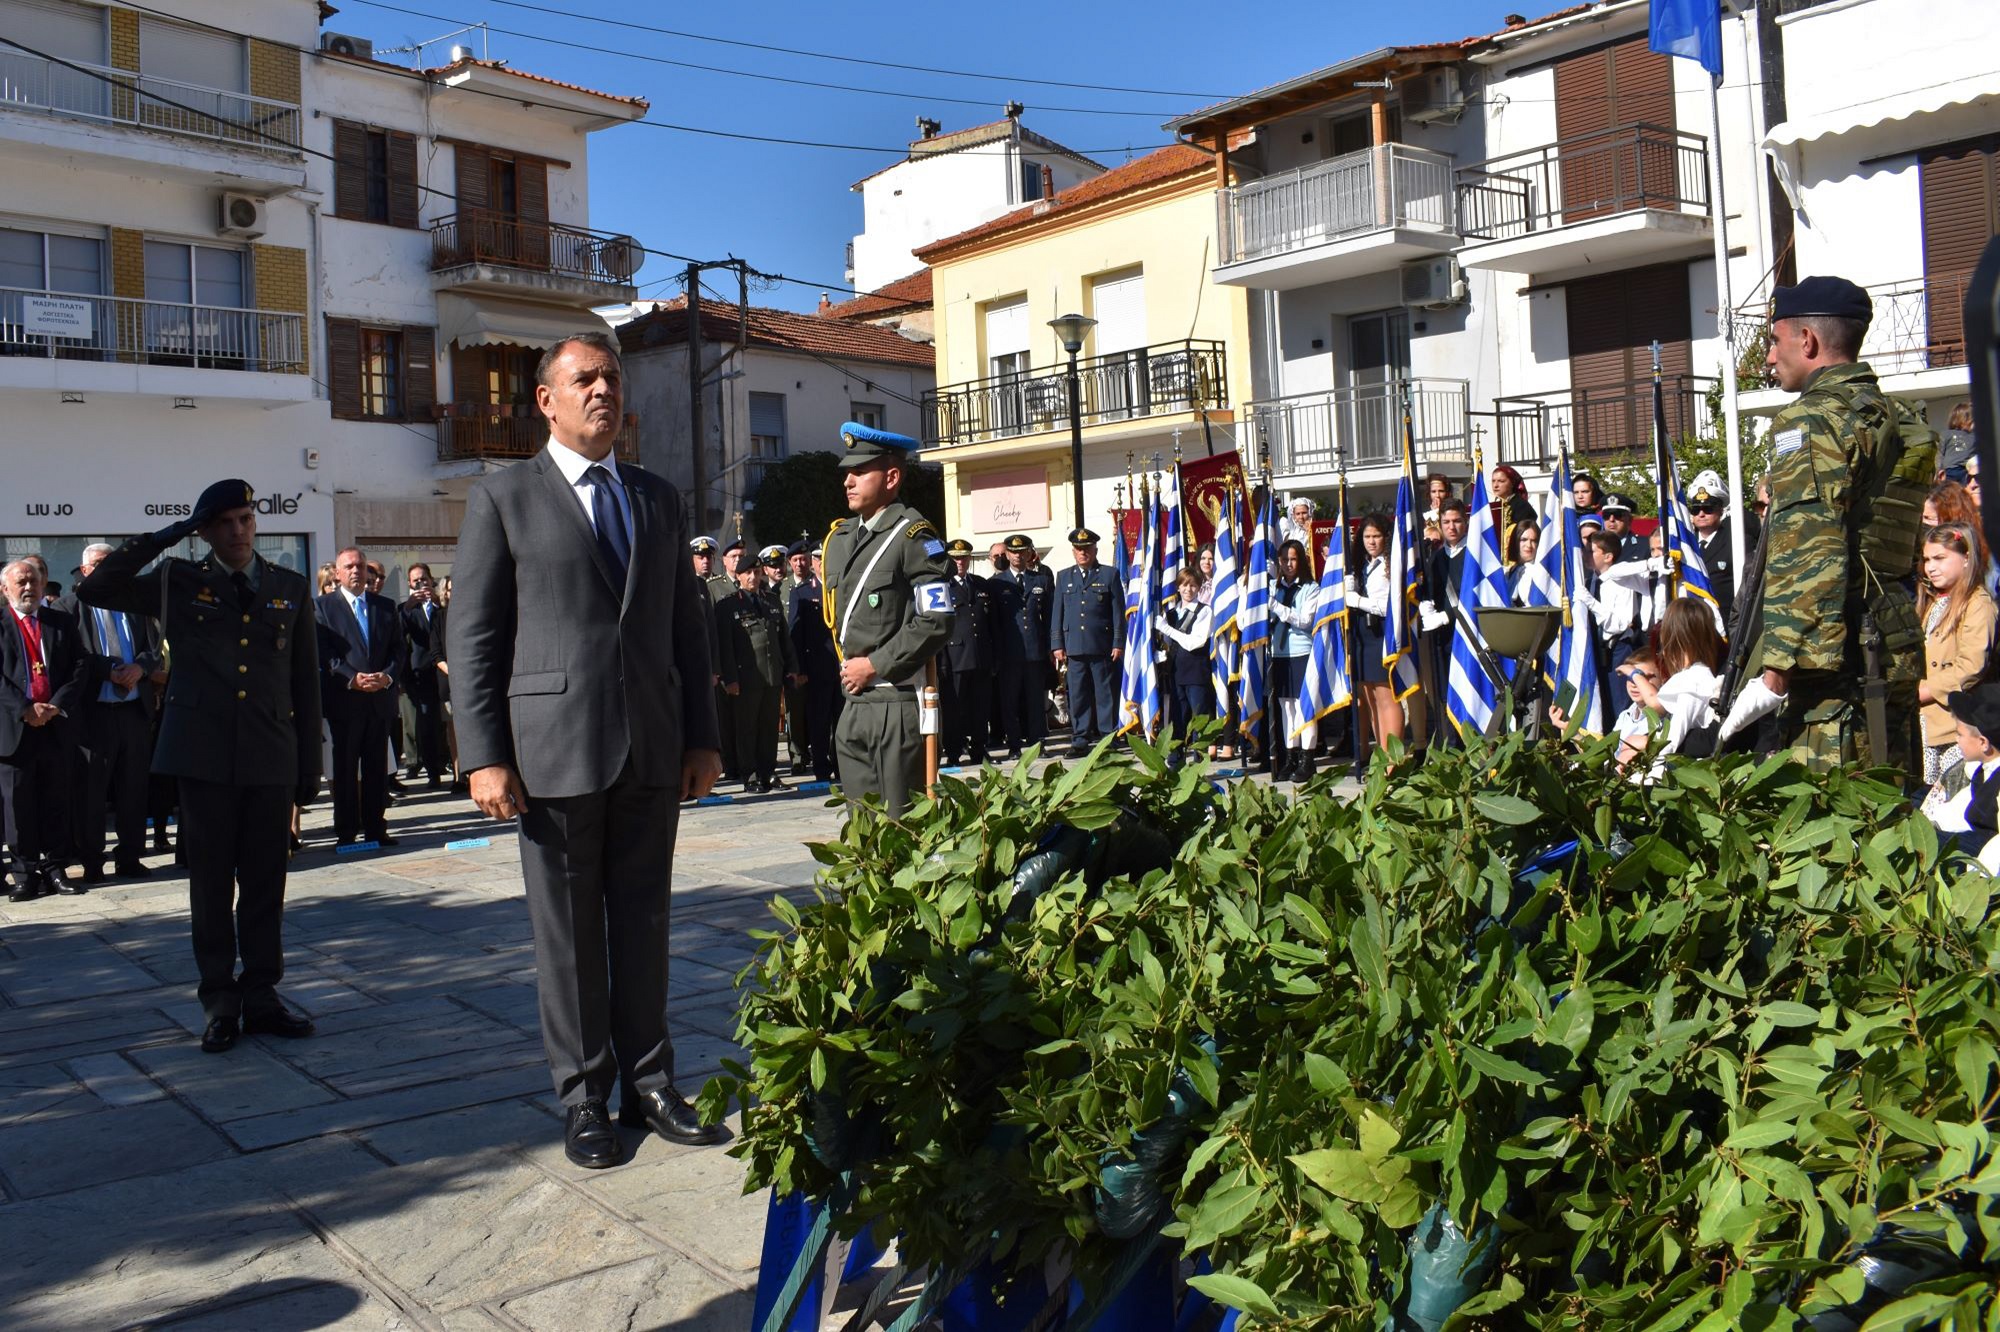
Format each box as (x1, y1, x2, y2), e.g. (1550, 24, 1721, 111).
(915, 145, 1253, 554)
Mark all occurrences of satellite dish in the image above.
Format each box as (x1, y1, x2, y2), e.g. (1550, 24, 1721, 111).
(598, 235, 639, 281)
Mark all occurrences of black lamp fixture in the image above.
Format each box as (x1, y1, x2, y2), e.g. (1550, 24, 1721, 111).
(1047, 312, 1097, 531)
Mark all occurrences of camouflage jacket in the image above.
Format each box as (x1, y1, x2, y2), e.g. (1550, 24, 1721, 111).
(1751, 361, 1898, 676)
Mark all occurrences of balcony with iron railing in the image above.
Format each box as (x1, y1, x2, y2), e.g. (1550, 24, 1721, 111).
(429, 209, 640, 302)
(1729, 271, 1976, 409)
(0, 286, 305, 375)
(435, 402, 640, 464)
(1473, 374, 1717, 470)
(1455, 124, 1712, 274)
(923, 340, 1228, 450)
(1243, 379, 1470, 481)
(1215, 144, 1459, 289)
(0, 46, 302, 158)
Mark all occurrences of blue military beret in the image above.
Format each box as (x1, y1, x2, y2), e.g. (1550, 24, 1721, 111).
(839, 422, 920, 470)
(1771, 276, 1872, 326)
(193, 478, 255, 523)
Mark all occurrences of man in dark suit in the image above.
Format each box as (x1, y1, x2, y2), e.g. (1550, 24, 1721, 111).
(991, 533, 1052, 756)
(787, 543, 838, 782)
(79, 480, 323, 1051)
(940, 538, 996, 766)
(316, 547, 405, 848)
(64, 543, 164, 883)
(399, 564, 449, 788)
(1, 558, 88, 900)
(450, 331, 726, 1169)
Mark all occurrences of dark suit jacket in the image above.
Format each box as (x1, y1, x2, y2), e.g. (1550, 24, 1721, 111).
(56, 593, 162, 720)
(400, 597, 445, 700)
(448, 447, 721, 799)
(0, 606, 87, 759)
(315, 590, 405, 723)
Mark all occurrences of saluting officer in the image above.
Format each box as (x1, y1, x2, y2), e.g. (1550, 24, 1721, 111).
(78, 480, 321, 1054)
(820, 424, 953, 815)
(1051, 528, 1124, 751)
(940, 538, 996, 767)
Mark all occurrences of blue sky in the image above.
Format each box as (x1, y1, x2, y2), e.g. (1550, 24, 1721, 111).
(334, 0, 1505, 310)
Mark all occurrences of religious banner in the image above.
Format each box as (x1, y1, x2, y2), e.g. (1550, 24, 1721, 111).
(1178, 449, 1248, 548)
(1308, 518, 1343, 577)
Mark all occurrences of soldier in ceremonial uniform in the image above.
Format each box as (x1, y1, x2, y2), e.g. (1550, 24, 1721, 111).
(78, 479, 321, 1053)
(820, 424, 953, 815)
(716, 560, 800, 793)
(939, 538, 996, 766)
(788, 542, 839, 782)
(1051, 528, 1123, 751)
(699, 537, 744, 782)
(775, 542, 811, 775)
(992, 533, 1054, 755)
(1735, 276, 1930, 775)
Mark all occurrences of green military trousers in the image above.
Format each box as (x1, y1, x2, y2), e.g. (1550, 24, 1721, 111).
(834, 687, 925, 818)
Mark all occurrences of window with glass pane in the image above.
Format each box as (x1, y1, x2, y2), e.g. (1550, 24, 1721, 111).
(48, 235, 103, 294)
(749, 391, 787, 457)
(362, 328, 403, 418)
(364, 130, 390, 222)
(0, 229, 48, 290)
(195, 246, 243, 309)
(850, 401, 885, 431)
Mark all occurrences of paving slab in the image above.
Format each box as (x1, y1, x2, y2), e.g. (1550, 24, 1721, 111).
(0, 1096, 233, 1197)
(130, 1041, 338, 1122)
(64, 1051, 164, 1106)
(499, 1253, 755, 1331)
(579, 1132, 767, 1273)
(0, 1060, 100, 1128)
(225, 1063, 554, 1151)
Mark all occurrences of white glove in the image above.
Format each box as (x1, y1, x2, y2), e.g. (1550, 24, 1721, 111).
(1420, 605, 1449, 632)
(1649, 556, 1669, 575)
(1718, 678, 1785, 745)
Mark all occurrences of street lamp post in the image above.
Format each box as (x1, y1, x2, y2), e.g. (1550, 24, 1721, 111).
(1048, 313, 1097, 533)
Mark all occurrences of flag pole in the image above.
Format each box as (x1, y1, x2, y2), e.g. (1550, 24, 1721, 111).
(1708, 72, 1748, 598)
(1651, 339, 1680, 603)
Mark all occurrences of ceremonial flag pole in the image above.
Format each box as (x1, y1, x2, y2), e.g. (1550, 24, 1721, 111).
(1382, 385, 1422, 707)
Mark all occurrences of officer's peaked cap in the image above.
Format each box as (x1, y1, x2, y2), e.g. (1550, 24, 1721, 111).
(689, 535, 719, 553)
(838, 422, 920, 470)
(1069, 527, 1100, 547)
(1003, 534, 1034, 553)
(945, 538, 974, 557)
(1687, 470, 1727, 504)
(1601, 493, 1636, 514)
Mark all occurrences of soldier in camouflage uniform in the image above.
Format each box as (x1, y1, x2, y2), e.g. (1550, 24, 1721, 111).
(1745, 276, 1931, 777)
(821, 425, 953, 817)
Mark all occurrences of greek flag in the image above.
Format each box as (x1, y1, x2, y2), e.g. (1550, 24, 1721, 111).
(1547, 456, 1606, 735)
(1382, 403, 1422, 699)
(1522, 467, 1570, 687)
(1237, 487, 1274, 745)
(1158, 464, 1184, 605)
(1120, 490, 1162, 739)
(1652, 367, 1721, 631)
(1297, 486, 1353, 734)
(1209, 495, 1241, 715)
(1446, 462, 1509, 737)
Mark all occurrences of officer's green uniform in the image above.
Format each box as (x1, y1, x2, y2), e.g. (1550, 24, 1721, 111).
(77, 481, 321, 1025)
(705, 546, 740, 779)
(717, 578, 797, 788)
(821, 427, 952, 816)
(1748, 284, 1928, 776)
(775, 557, 808, 772)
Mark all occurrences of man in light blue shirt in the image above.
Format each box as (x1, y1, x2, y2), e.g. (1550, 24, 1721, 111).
(60, 543, 163, 883)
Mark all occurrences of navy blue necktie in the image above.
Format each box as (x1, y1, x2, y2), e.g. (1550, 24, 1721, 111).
(586, 464, 631, 586)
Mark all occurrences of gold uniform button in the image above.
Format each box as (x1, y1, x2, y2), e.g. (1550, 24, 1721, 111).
(236, 689, 247, 700)
(242, 614, 251, 623)
(239, 638, 249, 646)
(237, 664, 248, 674)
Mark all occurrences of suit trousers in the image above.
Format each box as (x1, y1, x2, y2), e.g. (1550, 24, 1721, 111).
(1066, 655, 1118, 747)
(178, 777, 292, 1019)
(996, 659, 1047, 750)
(81, 702, 151, 867)
(835, 688, 923, 817)
(942, 669, 991, 761)
(734, 680, 780, 781)
(803, 674, 839, 780)
(714, 683, 739, 779)
(784, 677, 808, 768)
(517, 763, 680, 1106)
(407, 678, 449, 781)
(0, 727, 70, 868)
(329, 711, 390, 840)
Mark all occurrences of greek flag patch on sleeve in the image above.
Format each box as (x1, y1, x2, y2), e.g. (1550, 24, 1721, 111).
(1774, 428, 1805, 458)
(922, 538, 946, 558)
(915, 581, 953, 614)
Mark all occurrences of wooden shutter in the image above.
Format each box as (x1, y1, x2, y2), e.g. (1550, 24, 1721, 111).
(332, 119, 367, 220)
(517, 159, 549, 224)
(403, 326, 437, 420)
(450, 342, 485, 407)
(1565, 263, 1692, 452)
(454, 144, 490, 212)
(1920, 139, 2000, 366)
(1555, 37, 1676, 222)
(386, 131, 420, 230)
(326, 317, 362, 420)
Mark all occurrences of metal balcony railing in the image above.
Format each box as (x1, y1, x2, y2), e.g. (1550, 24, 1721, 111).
(0, 48, 302, 153)
(923, 340, 1228, 448)
(1474, 375, 1716, 468)
(1218, 144, 1457, 266)
(1731, 270, 1977, 384)
(0, 286, 305, 372)
(1243, 379, 1470, 478)
(435, 404, 640, 463)
(1456, 123, 1709, 241)
(430, 209, 634, 287)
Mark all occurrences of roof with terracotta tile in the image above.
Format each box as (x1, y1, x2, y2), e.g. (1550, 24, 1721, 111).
(912, 144, 1213, 261)
(620, 297, 936, 370)
(849, 119, 1104, 190)
(820, 268, 935, 321)
(423, 56, 649, 110)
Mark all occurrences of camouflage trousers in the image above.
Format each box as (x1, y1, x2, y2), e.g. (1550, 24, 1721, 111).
(1772, 679, 1916, 780)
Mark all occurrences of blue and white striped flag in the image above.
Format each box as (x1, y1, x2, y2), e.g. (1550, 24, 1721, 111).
(1209, 496, 1241, 716)
(1297, 486, 1353, 734)
(1237, 487, 1274, 746)
(1382, 416, 1422, 700)
(1547, 456, 1606, 735)
(1446, 461, 1509, 737)
(1119, 493, 1161, 739)
(1158, 464, 1184, 609)
(1652, 361, 1721, 631)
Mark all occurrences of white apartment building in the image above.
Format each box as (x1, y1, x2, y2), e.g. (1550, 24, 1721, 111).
(846, 114, 1105, 295)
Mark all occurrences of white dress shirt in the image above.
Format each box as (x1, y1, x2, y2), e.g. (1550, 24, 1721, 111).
(547, 440, 634, 541)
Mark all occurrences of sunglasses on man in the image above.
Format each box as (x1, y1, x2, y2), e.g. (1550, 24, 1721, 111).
(1688, 503, 1723, 516)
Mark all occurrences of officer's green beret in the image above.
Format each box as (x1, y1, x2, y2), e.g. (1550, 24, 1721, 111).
(1772, 276, 1872, 326)
(193, 478, 255, 523)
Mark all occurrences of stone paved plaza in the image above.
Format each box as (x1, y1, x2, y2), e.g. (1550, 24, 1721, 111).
(0, 782, 844, 1331)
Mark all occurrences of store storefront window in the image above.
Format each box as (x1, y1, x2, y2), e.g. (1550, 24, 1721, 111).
(0, 534, 311, 587)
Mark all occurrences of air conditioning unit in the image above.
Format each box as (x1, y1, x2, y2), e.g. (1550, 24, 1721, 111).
(217, 192, 267, 239)
(1399, 65, 1467, 125)
(1401, 256, 1466, 310)
(319, 31, 375, 60)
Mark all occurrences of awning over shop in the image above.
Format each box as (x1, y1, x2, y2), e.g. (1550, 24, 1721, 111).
(435, 293, 612, 349)
(1763, 71, 2000, 149)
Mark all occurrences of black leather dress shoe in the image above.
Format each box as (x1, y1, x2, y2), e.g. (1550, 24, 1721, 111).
(78, 864, 105, 885)
(114, 861, 152, 880)
(8, 878, 38, 903)
(49, 869, 84, 896)
(201, 1015, 239, 1053)
(372, 833, 399, 847)
(565, 1099, 621, 1168)
(619, 1087, 727, 1146)
(242, 1005, 315, 1039)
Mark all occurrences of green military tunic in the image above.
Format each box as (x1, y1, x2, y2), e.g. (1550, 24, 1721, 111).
(774, 571, 808, 769)
(704, 571, 739, 776)
(716, 582, 797, 783)
(1748, 360, 1919, 774)
(821, 500, 952, 815)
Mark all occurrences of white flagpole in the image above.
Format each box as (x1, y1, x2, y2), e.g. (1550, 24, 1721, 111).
(1708, 73, 1747, 595)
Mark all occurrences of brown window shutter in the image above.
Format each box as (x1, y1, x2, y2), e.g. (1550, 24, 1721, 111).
(333, 119, 367, 220)
(1565, 262, 1692, 452)
(451, 341, 486, 406)
(518, 159, 549, 224)
(327, 317, 363, 420)
(1921, 140, 1999, 362)
(1610, 40, 1673, 130)
(387, 131, 420, 229)
(455, 144, 490, 213)
(403, 326, 437, 421)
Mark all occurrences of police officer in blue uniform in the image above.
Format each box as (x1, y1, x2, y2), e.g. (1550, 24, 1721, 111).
(78, 479, 322, 1054)
(1051, 528, 1124, 751)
